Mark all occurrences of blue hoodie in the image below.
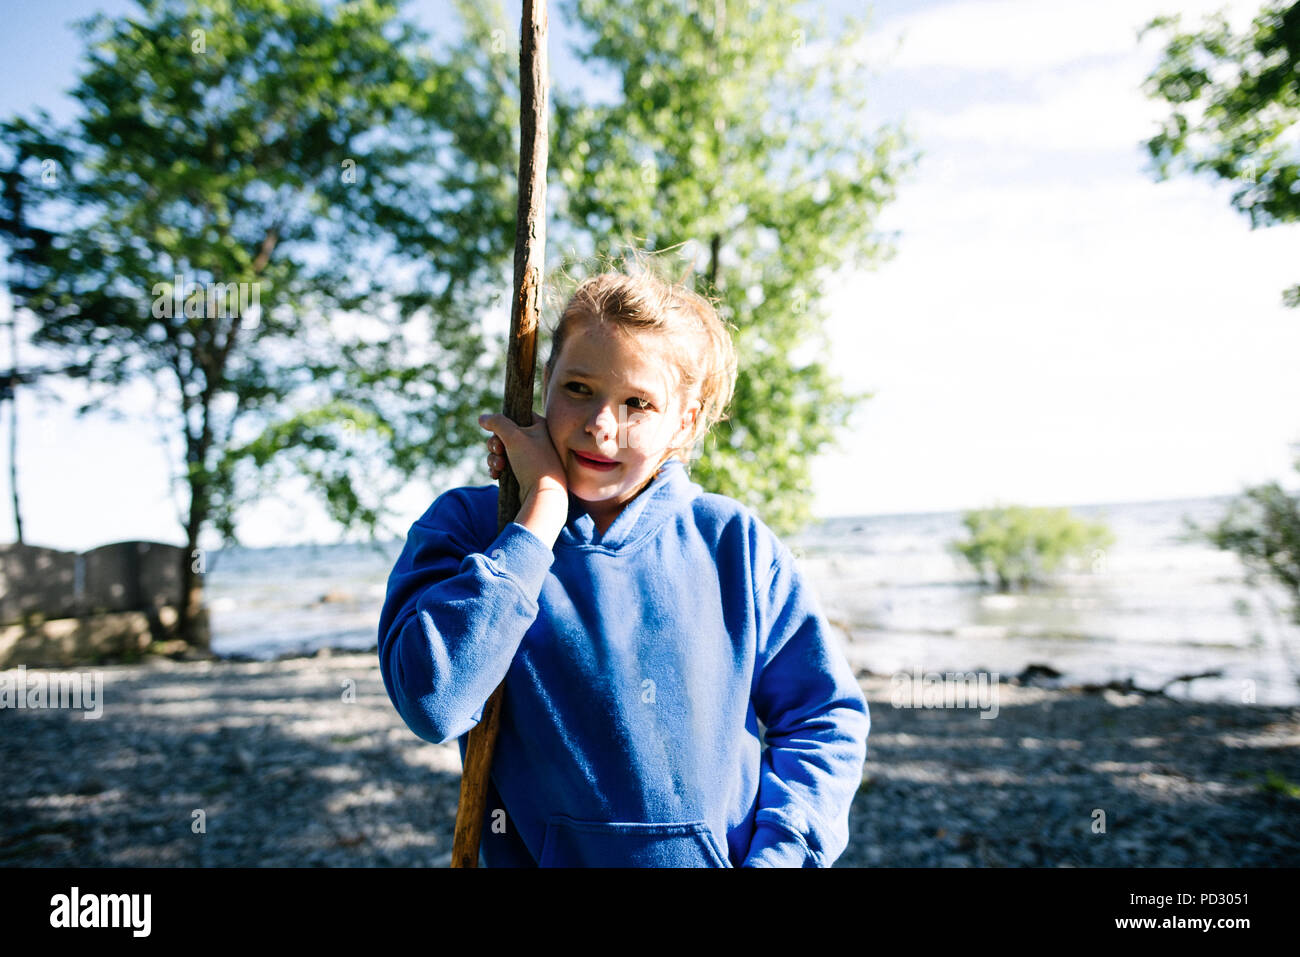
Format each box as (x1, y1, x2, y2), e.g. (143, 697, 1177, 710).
(377, 458, 870, 867)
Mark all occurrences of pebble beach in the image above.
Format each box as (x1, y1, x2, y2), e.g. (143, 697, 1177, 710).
(2, 649, 1298, 867)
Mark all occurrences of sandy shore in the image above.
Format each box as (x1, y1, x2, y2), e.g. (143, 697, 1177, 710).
(2, 650, 1297, 866)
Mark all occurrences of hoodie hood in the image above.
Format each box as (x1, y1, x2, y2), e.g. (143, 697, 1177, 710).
(558, 457, 700, 551)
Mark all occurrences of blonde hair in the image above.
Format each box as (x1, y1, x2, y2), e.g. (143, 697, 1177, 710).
(542, 254, 738, 467)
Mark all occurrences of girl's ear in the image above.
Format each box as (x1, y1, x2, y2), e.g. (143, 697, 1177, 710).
(676, 398, 701, 444)
(662, 399, 702, 469)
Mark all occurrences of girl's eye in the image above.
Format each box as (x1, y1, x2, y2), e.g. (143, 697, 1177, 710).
(561, 382, 651, 410)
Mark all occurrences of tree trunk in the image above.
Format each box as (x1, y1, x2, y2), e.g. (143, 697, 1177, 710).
(7, 187, 25, 544)
(169, 225, 277, 648)
(175, 454, 208, 647)
(6, 355, 20, 543)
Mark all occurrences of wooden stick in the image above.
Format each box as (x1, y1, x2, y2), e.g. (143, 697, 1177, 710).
(450, 0, 549, 869)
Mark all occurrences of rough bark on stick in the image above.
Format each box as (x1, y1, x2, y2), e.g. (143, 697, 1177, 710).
(451, 0, 549, 869)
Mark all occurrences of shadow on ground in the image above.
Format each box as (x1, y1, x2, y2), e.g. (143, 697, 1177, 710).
(3, 655, 1296, 866)
(844, 675, 1300, 866)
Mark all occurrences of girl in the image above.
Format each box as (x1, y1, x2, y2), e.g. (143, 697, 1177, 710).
(377, 266, 869, 867)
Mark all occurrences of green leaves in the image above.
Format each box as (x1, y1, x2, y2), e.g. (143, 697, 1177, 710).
(949, 505, 1116, 591)
(1, 0, 517, 546)
(550, 0, 914, 533)
(1142, 2, 1300, 301)
(1192, 457, 1300, 623)
(2, 0, 915, 547)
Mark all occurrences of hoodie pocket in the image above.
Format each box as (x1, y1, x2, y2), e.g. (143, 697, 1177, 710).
(538, 816, 732, 868)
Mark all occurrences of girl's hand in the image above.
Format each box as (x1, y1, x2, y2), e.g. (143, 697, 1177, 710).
(484, 431, 508, 483)
(479, 412, 569, 543)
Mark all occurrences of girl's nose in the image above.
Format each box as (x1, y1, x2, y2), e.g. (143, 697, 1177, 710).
(586, 404, 617, 443)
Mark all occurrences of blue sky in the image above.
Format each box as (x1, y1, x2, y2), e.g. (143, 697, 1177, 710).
(2, 0, 1298, 550)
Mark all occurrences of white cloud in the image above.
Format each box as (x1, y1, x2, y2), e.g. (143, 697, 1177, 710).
(907, 57, 1173, 153)
(816, 164, 1300, 517)
(861, 0, 1268, 76)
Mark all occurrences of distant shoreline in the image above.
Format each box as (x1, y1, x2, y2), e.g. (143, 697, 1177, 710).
(804, 490, 1248, 527)
(67, 490, 1251, 555)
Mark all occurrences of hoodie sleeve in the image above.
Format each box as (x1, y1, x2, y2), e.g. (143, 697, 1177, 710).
(377, 489, 556, 745)
(743, 541, 871, 868)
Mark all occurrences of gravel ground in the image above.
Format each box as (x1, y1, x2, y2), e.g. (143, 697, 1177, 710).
(2, 651, 1297, 867)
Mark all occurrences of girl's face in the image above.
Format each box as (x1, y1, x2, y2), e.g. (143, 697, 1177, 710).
(543, 315, 699, 532)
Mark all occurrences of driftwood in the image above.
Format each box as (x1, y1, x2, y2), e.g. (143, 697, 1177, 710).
(450, 0, 549, 869)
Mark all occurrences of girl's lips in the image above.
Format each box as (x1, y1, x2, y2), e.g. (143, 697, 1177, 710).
(573, 450, 619, 471)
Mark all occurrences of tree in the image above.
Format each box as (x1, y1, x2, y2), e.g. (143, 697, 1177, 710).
(949, 505, 1115, 592)
(1141, 1, 1300, 307)
(1142, 2, 1300, 621)
(540, 0, 913, 533)
(0, 0, 521, 644)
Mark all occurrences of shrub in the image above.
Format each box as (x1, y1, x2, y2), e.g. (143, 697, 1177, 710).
(1191, 454, 1300, 625)
(949, 504, 1115, 591)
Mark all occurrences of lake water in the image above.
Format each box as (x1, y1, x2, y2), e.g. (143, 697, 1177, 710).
(203, 494, 1300, 705)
